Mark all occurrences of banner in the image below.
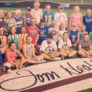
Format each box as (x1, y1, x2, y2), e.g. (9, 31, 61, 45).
(0, 58, 92, 92)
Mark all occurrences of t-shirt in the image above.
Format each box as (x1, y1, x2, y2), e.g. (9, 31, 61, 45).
(54, 12, 67, 28)
(70, 12, 83, 28)
(79, 40, 92, 51)
(25, 14, 31, 27)
(31, 9, 43, 24)
(43, 12, 54, 26)
(4, 18, 15, 31)
(83, 16, 92, 33)
(70, 30, 78, 44)
(0, 19, 5, 27)
(58, 38, 72, 49)
(27, 26, 39, 44)
(37, 26, 48, 45)
(14, 17, 23, 34)
(40, 40, 57, 54)
(58, 30, 67, 39)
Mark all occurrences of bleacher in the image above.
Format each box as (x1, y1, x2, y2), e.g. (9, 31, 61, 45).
(0, 0, 92, 4)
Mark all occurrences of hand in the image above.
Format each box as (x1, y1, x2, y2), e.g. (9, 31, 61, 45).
(72, 44, 77, 47)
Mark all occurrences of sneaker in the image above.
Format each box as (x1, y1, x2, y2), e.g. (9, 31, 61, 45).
(54, 57, 61, 61)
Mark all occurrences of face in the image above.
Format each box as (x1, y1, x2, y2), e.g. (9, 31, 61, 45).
(31, 19, 36, 26)
(0, 28, 4, 35)
(10, 43, 16, 51)
(26, 37, 32, 44)
(82, 25, 86, 31)
(26, 10, 31, 15)
(34, 2, 40, 9)
(40, 22, 45, 26)
(0, 10, 4, 18)
(11, 27, 16, 34)
(84, 35, 89, 42)
(7, 12, 12, 18)
(72, 25, 77, 30)
(86, 9, 92, 16)
(16, 11, 21, 18)
(58, 6, 63, 12)
(45, 5, 51, 13)
(74, 6, 80, 13)
(21, 27, 26, 33)
(52, 21, 57, 27)
(47, 38, 53, 43)
(60, 23, 65, 30)
(63, 33, 69, 40)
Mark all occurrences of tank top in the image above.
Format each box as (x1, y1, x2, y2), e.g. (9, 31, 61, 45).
(9, 49, 17, 62)
(9, 35, 18, 49)
(70, 30, 78, 44)
(26, 44, 32, 57)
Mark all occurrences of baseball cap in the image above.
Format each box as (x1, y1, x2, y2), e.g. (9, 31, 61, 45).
(26, 6, 31, 11)
(47, 34, 53, 39)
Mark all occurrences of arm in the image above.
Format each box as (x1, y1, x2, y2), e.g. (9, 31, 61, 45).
(79, 44, 88, 54)
(90, 45, 92, 50)
(23, 15, 27, 28)
(16, 50, 24, 59)
(74, 32, 80, 46)
(23, 45, 30, 59)
(65, 13, 68, 29)
(35, 29, 39, 45)
(32, 44, 36, 57)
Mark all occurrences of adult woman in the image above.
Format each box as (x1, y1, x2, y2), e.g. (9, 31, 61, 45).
(78, 34, 92, 58)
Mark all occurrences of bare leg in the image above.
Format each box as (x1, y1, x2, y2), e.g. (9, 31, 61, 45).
(88, 50, 92, 57)
(68, 50, 77, 58)
(78, 50, 87, 57)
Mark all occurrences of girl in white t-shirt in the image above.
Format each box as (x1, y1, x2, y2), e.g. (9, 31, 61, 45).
(58, 32, 77, 59)
(57, 23, 67, 40)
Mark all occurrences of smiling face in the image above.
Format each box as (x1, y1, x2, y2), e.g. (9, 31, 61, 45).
(21, 27, 26, 33)
(10, 42, 16, 51)
(59, 23, 65, 30)
(63, 32, 69, 41)
(74, 6, 80, 13)
(31, 18, 36, 26)
(26, 10, 31, 15)
(52, 20, 57, 27)
(34, 1, 40, 10)
(45, 5, 51, 13)
(11, 27, 16, 34)
(0, 10, 4, 19)
(26, 36, 32, 44)
(86, 9, 92, 16)
(58, 5, 63, 12)
(47, 38, 53, 44)
(6, 11, 12, 19)
(84, 34, 89, 42)
(16, 10, 22, 18)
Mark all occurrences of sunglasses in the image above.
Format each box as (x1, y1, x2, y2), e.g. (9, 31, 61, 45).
(58, 8, 63, 9)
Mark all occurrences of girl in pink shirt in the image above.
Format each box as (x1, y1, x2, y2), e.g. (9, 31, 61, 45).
(5, 42, 24, 69)
(70, 6, 83, 30)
